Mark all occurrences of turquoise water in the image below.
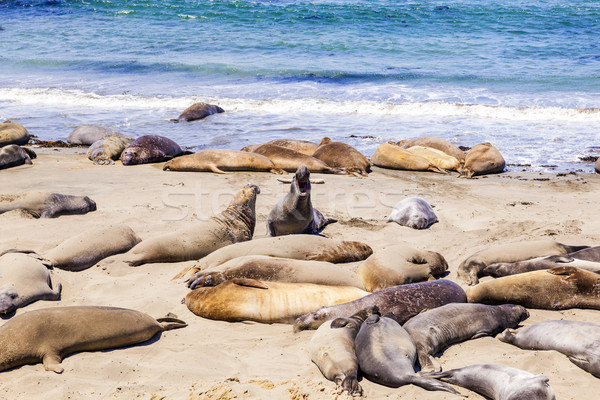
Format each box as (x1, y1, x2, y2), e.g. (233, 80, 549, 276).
(1, 0, 599, 171)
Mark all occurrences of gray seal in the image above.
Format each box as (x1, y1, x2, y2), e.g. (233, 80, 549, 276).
(500, 320, 600, 377)
(0, 192, 96, 218)
(354, 313, 458, 393)
(423, 364, 556, 400)
(121, 135, 185, 165)
(87, 134, 134, 165)
(403, 303, 529, 372)
(387, 197, 438, 229)
(67, 124, 132, 145)
(0, 145, 36, 170)
(266, 165, 336, 236)
(173, 102, 224, 122)
(0, 121, 30, 147)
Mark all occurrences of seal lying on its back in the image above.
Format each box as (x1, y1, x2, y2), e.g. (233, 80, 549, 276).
(293, 279, 466, 332)
(163, 149, 282, 173)
(172, 102, 224, 122)
(267, 166, 337, 236)
(87, 134, 134, 165)
(312, 137, 371, 176)
(0, 145, 36, 170)
(121, 135, 185, 165)
(403, 303, 529, 372)
(0, 306, 186, 373)
(0, 192, 96, 218)
(0, 120, 30, 147)
(387, 197, 438, 229)
(500, 320, 600, 378)
(124, 184, 259, 266)
(424, 364, 556, 400)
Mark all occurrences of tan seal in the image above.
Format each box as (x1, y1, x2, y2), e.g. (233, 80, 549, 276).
(250, 144, 342, 173)
(312, 137, 371, 176)
(163, 149, 283, 174)
(458, 142, 505, 178)
(0, 192, 97, 218)
(406, 145, 460, 171)
(397, 136, 465, 162)
(0, 120, 30, 147)
(87, 134, 134, 165)
(371, 142, 444, 173)
(242, 139, 319, 156)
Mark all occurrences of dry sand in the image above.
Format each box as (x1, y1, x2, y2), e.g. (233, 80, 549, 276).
(0, 147, 599, 399)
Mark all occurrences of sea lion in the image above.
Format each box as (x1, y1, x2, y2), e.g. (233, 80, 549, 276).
(67, 124, 131, 145)
(356, 244, 448, 292)
(371, 142, 444, 173)
(0, 192, 97, 218)
(293, 279, 466, 332)
(0, 253, 61, 314)
(87, 134, 134, 165)
(387, 197, 438, 229)
(457, 239, 588, 285)
(424, 364, 556, 400)
(266, 166, 337, 236)
(397, 136, 465, 162)
(458, 142, 505, 178)
(0, 306, 186, 373)
(250, 143, 343, 173)
(406, 146, 461, 171)
(173, 102, 224, 122)
(121, 135, 185, 165)
(466, 266, 600, 310)
(188, 255, 364, 289)
(43, 224, 141, 271)
(312, 137, 371, 176)
(185, 278, 368, 324)
(309, 306, 379, 396)
(500, 320, 600, 378)
(124, 184, 259, 266)
(176, 235, 373, 282)
(0, 144, 36, 170)
(354, 313, 458, 393)
(403, 303, 529, 372)
(163, 149, 282, 174)
(0, 120, 30, 147)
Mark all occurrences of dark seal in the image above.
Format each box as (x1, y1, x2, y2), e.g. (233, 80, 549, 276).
(120, 135, 185, 165)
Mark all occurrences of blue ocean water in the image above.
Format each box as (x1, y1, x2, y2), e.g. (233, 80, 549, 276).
(1, 0, 599, 171)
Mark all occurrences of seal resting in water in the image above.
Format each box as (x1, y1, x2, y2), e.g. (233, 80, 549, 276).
(397, 136, 465, 162)
(403, 303, 529, 372)
(172, 102, 224, 122)
(185, 278, 368, 324)
(0, 145, 36, 170)
(0, 192, 96, 218)
(67, 124, 132, 145)
(87, 134, 134, 165)
(312, 137, 371, 176)
(250, 143, 344, 173)
(121, 135, 185, 165)
(267, 166, 337, 236)
(124, 184, 259, 266)
(458, 142, 505, 178)
(371, 142, 444, 173)
(163, 149, 283, 174)
(0, 120, 30, 147)
(0, 306, 186, 373)
(423, 364, 556, 400)
(500, 320, 600, 378)
(387, 197, 438, 229)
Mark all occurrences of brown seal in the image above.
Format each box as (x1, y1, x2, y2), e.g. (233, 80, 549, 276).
(0, 120, 30, 147)
(250, 144, 342, 173)
(458, 142, 505, 178)
(397, 136, 465, 162)
(312, 137, 371, 176)
(172, 102, 224, 122)
(371, 142, 444, 173)
(163, 149, 282, 173)
(242, 139, 319, 156)
(0, 192, 96, 218)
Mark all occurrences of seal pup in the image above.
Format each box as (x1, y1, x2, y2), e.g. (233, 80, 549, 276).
(67, 124, 131, 145)
(500, 320, 600, 377)
(0, 252, 61, 315)
(397, 136, 465, 162)
(424, 364, 556, 400)
(121, 135, 185, 165)
(356, 244, 448, 292)
(0, 192, 96, 218)
(387, 197, 438, 229)
(406, 146, 461, 171)
(250, 143, 344, 173)
(458, 142, 505, 178)
(312, 137, 371, 176)
(309, 306, 379, 396)
(371, 142, 444, 173)
(293, 279, 466, 332)
(163, 149, 283, 174)
(185, 278, 368, 324)
(0, 144, 36, 170)
(266, 166, 337, 236)
(87, 134, 134, 165)
(457, 238, 588, 285)
(354, 313, 458, 393)
(172, 102, 224, 122)
(403, 303, 529, 372)
(124, 184, 259, 266)
(0, 306, 186, 373)
(466, 266, 600, 310)
(0, 120, 30, 147)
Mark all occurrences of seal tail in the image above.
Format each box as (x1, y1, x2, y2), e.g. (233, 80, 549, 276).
(406, 375, 460, 394)
(498, 328, 517, 344)
(340, 375, 363, 397)
(157, 314, 188, 331)
(172, 265, 196, 280)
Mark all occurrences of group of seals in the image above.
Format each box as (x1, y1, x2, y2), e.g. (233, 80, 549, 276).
(249, 143, 343, 173)
(372, 142, 445, 173)
(87, 134, 134, 165)
(0, 192, 96, 218)
(387, 197, 438, 229)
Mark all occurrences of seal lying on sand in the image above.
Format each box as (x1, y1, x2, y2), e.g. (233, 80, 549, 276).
(397, 136, 465, 162)
(67, 124, 131, 145)
(250, 144, 343, 173)
(312, 137, 371, 176)
(406, 146, 461, 171)
(458, 142, 505, 178)
(172, 102, 224, 122)
(500, 320, 600, 378)
(0, 192, 96, 218)
(371, 142, 444, 173)
(87, 134, 134, 165)
(255, 139, 319, 156)
(185, 278, 368, 324)
(403, 303, 529, 372)
(163, 149, 282, 174)
(121, 135, 185, 165)
(0, 145, 36, 170)
(0, 306, 186, 373)
(423, 364, 556, 400)
(124, 184, 259, 266)
(0, 120, 30, 147)
(387, 197, 438, 229)
(267, 166, 337, 236)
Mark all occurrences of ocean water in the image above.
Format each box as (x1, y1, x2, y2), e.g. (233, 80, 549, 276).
(1, 0, 599, 172)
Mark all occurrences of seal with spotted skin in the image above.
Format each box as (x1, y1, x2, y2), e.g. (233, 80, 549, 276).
(293, 279, 466, 332)
(172, 102, 224, 122)
(312, 137, 371, 176)
(309, 306, 379, 396)
(424, 364, 556, 400)
(163, 149, 282, 173)
(0, 121, 30, 147)
(0, 192, 96, 218)
(397, 136, 465, 162)
(0, 306, 186, 373)
(466, 266, 600, 310)
(67, 125, 132, 145)
(354, 313, 458, 393)
(0, 252, 61, 315)
(457, 239, 588, 285)
(185, 278, 368, 324)
(0, 145, 36, 170)
(500, 320, 600, 378)
(87, 134, 134, 165)
(403, 303, 529, 372)
(121, 135, 185, 165)
(458, 142, 505, 178)
(250, 144, 344, 173)
(371, 142, 444, 173)
(175, 234, 373, 282)
(124, 184, 259, 266)
(387, 197, 438, 230)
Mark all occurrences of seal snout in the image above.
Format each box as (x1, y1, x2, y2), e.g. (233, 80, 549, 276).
(294, 166, 311, 196)
(0, 288, 18, 314)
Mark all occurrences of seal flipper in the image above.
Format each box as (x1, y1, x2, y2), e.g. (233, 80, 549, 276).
(547, 266, 579, 275)
(231, 278, 269, 289)
(498, 328, 517, 345)
(42, 353, 64, 373)
(208, 163, 228, 174)
(340, 375, 363, 396)
(406, 375, 460, 394)
(156, 314, 188, 331)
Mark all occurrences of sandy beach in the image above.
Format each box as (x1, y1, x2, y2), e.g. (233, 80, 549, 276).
(1, 146, 599, 399)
